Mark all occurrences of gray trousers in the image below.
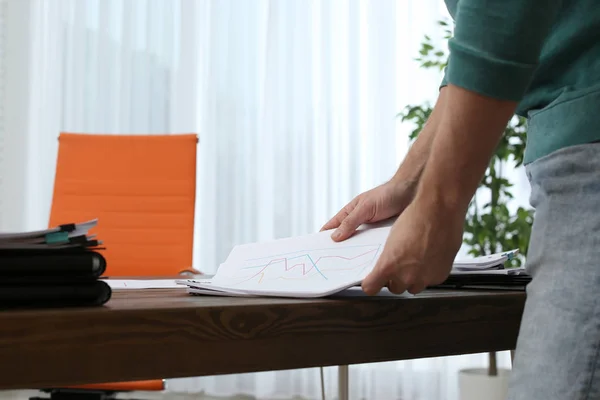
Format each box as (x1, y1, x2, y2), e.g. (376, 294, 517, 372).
(508, 141, 600, 399)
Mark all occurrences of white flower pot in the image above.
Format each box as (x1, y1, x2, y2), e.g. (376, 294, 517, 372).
(458, 367, 511, 400)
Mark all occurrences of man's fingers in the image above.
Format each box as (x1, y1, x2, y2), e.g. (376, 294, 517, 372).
(361, 260, 392, 295)
(363, 255, 425, 296)
(386, 279, 407, 295)
(331, 203, 369, 241)
(320, 215, 343, 231)
(406, 280, 426, 295)
(320, 201, 357, 232)
(361, 273, 389, 295)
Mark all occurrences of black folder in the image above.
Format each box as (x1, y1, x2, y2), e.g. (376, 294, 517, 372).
(0, 249, 106, 278)
(0, 280, 112, 308)
(430, 273, 532, 290)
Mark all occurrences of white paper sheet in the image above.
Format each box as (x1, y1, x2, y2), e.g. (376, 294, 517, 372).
(450, 266, 526, 275)
(104, 279, 186, 289)
(187, 287, 259, 297)
(452, 249, 518, 270)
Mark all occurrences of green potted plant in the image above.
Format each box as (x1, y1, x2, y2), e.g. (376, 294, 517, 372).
(399, 20, 534, 400)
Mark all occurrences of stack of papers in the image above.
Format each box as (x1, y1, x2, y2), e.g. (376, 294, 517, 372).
(181, 223, 392, 298)
(451, 251, 525, 275)
(0, 219, 101, 250)
(437, 250, 530, 290)
(178, 222, 527, 298)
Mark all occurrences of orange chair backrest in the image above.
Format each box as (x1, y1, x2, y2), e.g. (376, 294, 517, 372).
(49, 133, 197, 277)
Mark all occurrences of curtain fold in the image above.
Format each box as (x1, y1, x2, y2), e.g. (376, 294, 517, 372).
(0, 0, 6, 229)
(0, 0, 517, 399)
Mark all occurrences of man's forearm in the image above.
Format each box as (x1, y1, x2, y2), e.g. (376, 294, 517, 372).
(413, 84, 518, 216)
(391, 87, 448, 187)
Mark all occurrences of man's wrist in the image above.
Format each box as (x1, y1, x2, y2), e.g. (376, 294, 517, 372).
(412, 163, 474, 217)
(390, 154, 425, 188)
(390, 87, 448, 190)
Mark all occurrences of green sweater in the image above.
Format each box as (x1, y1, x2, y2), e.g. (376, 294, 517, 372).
(441, 0, 600, 163)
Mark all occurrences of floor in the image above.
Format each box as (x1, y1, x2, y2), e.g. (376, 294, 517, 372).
(0, 391, 271, 400)
(0, 391, 310, 400)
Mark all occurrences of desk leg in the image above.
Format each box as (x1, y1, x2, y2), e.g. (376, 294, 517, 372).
(338, 364, 349, 400)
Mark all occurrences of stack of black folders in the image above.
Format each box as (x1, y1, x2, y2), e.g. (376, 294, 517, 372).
(0, 219, 111, 309)
(430, 249, 532, 291)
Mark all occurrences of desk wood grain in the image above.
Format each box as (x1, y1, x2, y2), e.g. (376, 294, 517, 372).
(0, 289, 525, 389)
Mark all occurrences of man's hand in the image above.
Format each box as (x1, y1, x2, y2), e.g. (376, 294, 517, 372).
(322, 88, 450, 241)
(361, 199, 464, 295)
(362, 84, 518, 295)
(320, 180, 415, 241)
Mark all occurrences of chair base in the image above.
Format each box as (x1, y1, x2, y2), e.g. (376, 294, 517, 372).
(30, 379, 164, 400)
(31, 388, 119, 400)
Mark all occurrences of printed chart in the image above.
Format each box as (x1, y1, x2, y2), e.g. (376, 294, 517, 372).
(224, 244, 382, 285)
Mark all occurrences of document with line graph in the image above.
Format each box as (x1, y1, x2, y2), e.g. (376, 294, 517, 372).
(178, 217, 523, 298)
(181, 221, 393, 298)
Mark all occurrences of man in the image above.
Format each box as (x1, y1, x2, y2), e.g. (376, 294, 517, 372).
(322, 0, 600, 398)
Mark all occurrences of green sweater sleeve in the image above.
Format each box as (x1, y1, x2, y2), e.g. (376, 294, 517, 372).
(446, 0, 563, 101)
(440, 70, 447, 90)
(439, 68, 448, 91)
(439, 56, 449, 90)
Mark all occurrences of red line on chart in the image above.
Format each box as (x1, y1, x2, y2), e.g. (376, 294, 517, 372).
(261, 258, 375, 283)
(319, 259, 373, 272)
(289, 263, 310, 275)
(238, 248, 378, 284)
(313, 250, 377, 264)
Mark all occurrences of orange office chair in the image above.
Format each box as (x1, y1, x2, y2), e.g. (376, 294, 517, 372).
(33, 132, 198, 400)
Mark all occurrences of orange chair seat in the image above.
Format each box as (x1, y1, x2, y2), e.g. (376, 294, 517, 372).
(66, 380, 164, 392)
(49, 133, 198, 277)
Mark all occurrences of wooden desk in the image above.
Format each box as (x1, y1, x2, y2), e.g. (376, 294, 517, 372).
(0, 288, 525, 390)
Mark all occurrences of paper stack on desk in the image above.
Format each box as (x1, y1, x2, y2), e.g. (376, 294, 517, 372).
(0, 219, 101, 250)
(0, 219, 112, 307)
(178, 220, 527, 298)
(434, 250, 531, 290)
(450, 250, 524, 274)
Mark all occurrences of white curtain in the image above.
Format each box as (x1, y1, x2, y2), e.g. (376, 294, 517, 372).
(0, 0, 516, 399)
